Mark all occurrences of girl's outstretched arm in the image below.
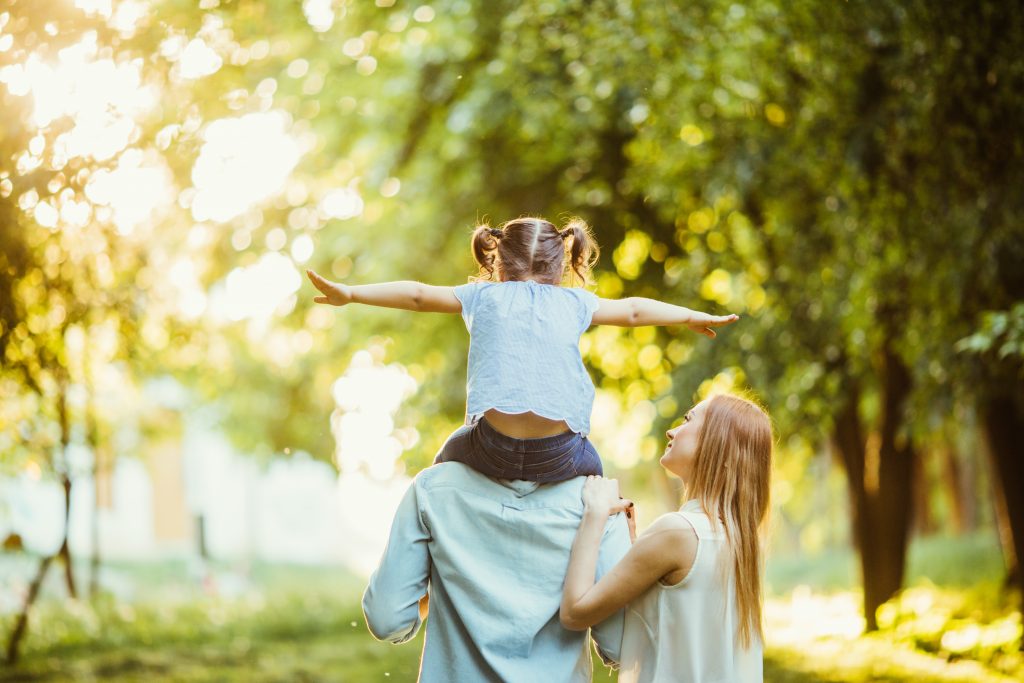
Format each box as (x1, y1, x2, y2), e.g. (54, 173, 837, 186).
(590, 297, 739, 337)
(307, 270, 461, 314)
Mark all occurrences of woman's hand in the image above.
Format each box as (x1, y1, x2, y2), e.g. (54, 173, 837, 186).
(625, 503, 637, 543)
(562, 477, 647, 630)
(582, 476, 633, 518)
(307, 269, 353, 306)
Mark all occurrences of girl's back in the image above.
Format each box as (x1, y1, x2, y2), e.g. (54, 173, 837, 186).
(455, 279, 599, 437)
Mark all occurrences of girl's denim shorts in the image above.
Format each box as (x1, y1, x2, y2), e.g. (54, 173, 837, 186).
(433, 415, 603, 483)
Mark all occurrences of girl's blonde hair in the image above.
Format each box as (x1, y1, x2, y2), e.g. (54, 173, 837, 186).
(685, 393, 773, 649)
(470, 216, 598, 286)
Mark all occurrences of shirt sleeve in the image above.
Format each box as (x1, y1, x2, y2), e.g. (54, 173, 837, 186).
(571, 288, 600, 334)
(453, 282, 480, 327)
(362, 477, 432, 644)
(589, 513, 632, 667)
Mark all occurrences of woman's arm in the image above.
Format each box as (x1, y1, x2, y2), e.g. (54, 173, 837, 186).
(591, 297, 738, 337)
(560, 477, 696, 631)
(307, 270, 462, 314)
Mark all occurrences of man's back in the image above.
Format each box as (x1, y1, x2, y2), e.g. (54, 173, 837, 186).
(363, 463, 632, 682)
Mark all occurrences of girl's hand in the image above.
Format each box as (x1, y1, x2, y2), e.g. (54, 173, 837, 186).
(307, 269, 353, 306)
(582, 476, 633, 518)
(686, 312, 739, 338)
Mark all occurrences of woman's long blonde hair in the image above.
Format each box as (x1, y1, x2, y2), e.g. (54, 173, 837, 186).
(685, 393, 773, 648)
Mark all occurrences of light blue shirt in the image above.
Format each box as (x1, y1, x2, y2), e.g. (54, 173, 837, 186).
(362, 463, 632, 682)
(453, 281, 600, 434)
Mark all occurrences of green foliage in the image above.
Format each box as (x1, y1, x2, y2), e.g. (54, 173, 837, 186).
(3, 0, 1020, 469)
(2, 0, 1023, 649)
(957, 304, 1024, 364)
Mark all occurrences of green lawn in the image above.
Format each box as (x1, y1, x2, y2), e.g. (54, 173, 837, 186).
(0, 533, 1019, 682)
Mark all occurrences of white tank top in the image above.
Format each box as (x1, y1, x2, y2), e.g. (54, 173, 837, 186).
(618, 500, 763, 683)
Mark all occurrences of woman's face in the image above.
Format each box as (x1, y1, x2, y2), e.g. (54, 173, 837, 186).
(660, 400, 708, 481)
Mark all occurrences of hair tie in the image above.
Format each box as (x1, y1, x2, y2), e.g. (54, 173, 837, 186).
(559, 229, 571, 240)
(488, 228, 503, 239)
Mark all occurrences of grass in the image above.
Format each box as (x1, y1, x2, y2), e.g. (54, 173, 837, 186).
(0, 532, 1019, 682)
(762, 532, 1021, 682)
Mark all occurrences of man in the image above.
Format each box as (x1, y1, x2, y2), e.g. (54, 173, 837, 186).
(363, 462, 632, 682)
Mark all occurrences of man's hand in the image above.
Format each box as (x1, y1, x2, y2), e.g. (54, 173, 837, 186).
(418, 593, 429, 621)
(686, 312, 739, 338)
(307, 269, 353, 306)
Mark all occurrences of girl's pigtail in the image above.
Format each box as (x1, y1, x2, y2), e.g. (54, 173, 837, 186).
(563, 218, 599, 286)
(471, 224, 501, 281)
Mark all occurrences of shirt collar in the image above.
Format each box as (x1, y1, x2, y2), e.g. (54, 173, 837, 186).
(497, 479, 542, 497)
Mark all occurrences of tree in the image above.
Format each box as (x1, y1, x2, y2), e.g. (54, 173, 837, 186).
(4, 0, 1021, 651)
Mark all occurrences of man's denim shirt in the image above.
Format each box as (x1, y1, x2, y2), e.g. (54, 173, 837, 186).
(362, 462, 632, 682)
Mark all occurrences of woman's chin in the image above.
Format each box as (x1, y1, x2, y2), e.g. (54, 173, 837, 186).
(658, 455, 679, 478)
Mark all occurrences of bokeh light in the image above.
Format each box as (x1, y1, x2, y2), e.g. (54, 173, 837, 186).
(191, 111, 302, 223)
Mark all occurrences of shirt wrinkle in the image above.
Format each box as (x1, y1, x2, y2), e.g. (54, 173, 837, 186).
(453, 281, 599, 435)
(363, 463, 631, 682)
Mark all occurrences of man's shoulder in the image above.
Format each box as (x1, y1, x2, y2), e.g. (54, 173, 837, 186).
(413, 462, 505, 494)
(413, 462, 479, 488)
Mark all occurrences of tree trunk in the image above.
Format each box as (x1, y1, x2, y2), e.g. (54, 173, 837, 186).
(863, 346, 915, 628)
(89, 495, 101, 598)
(912, 447, 935, 535)
(5, 554, 54, 664)
(981, 422, 1019, 584)
(87, 395, 103, 599)
(939, 442, 971, 535)
(90, 459, 101, 598)
(56, 384, 77, 599)
(832, 347, 915, 631)
(58, 474, 77, 599)
(831, 379, 871, 614)
(982, 391, 1024, 614)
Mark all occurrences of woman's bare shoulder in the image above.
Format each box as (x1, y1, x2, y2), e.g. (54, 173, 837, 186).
(639, 512, 699, 546)
(636, 513, 700, 585)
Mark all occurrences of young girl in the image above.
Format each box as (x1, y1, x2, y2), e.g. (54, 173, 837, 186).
(560, 394, 772, 682)
(307, 216, 738, 483)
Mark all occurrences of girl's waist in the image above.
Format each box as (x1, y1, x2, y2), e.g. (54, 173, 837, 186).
(480, 409, 573, 439)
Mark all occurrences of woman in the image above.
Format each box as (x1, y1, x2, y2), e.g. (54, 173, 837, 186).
(560, 393, 772, 682)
